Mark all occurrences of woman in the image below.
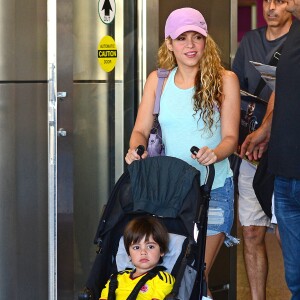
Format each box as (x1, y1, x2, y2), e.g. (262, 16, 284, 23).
(125, 7, 240, 298)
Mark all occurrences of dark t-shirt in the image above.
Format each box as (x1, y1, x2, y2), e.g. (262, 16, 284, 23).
(232, 26, 287, 101)
(269, 19, 300, 179)
(232, 27, 287, 148)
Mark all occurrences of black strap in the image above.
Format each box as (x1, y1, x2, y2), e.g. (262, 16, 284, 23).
(107, 266, 166, 300)
(126, 266, 166, 300)
(166, 240, 191, 298)
(107, 272, 119, 300)
(253, 43, 284, 97)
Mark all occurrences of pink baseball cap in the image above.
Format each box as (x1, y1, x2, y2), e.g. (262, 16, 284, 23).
(165, 7, 208, 39)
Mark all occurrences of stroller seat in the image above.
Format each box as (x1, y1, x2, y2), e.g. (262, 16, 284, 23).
(78, 156, 214, 300)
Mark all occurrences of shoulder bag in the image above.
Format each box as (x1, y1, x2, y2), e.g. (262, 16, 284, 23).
(147, 68, 169, 157)
(252, 43, 284, 218)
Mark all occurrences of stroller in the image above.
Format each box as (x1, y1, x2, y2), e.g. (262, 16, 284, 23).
(78, 154, 215, 300)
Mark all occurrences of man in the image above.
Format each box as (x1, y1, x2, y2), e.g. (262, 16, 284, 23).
(240, 1, 300, 299)
(232, 1, 292, 299)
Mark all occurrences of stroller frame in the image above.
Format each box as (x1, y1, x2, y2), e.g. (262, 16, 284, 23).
(78, 156, 215, 300)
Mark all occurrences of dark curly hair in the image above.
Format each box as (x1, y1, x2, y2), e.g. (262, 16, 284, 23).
(123, 216, 169, 255)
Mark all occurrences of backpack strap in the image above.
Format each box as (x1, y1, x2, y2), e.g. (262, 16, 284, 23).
(126, 266, 166, 300)
(153, 68, 170, 115)
(253, 43, 285, 97)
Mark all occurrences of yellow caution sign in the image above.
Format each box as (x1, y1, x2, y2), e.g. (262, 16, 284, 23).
(97, 35, 117, 72)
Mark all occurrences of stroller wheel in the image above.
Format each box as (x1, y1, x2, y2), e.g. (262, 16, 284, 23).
(78, 287, 93, 300)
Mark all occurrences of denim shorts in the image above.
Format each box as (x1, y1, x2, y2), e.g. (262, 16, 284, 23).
(207, 177, 239, 247)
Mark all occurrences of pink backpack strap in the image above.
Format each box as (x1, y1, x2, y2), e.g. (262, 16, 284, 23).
(153, 68, 170, 115)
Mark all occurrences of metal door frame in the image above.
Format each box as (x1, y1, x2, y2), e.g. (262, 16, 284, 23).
(47, 0, 58, 299)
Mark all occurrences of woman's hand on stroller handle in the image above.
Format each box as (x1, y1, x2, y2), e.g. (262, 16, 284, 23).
(190, 146, 215, 190)
(125, 145, 147, 164)
(190, 145, 217, 166)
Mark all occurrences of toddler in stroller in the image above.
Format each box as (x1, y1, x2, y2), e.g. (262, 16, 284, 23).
(78, 156, 214, 300)
(99, 215, 175, 299)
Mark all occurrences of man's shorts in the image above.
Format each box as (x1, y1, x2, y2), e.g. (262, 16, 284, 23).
(271, 194, 277, 224)
(238, 160, 272, 228)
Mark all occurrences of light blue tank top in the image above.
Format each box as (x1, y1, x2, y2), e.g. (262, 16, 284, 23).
(159, 67, 232, 189)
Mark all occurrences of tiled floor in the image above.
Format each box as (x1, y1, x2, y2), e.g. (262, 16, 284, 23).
(236, 221, 291, 299)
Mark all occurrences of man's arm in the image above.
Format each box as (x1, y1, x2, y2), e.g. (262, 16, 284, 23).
(262, 91, 274, 123)
(239, 92, 274, 160)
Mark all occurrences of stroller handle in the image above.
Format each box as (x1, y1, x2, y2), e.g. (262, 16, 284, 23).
(203, 164, 215, 193)
(136, 145, 145, 158)
(190, 146, 215, 193)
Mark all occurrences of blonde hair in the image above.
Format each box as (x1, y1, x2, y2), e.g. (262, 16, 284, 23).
(157, 35, 224, 132)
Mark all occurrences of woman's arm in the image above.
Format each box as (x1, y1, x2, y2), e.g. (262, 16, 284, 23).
(262, 91, 274, 124)
(192, 70, 240, 165)
(125, 70, 159, 164)
(216, 70, 241, 160)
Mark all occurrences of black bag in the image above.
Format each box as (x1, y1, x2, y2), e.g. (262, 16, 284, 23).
(252, 150, 274, 219)
(147, 68, 169, 157)
(238, 43, 285, 150)
(250, 44, 284, 218)
(228, 154, 242, 188)
(238, 92, 267, 148)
